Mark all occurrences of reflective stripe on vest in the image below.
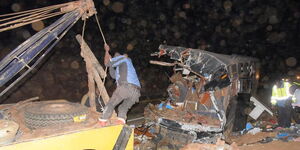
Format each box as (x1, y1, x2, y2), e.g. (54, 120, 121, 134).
(271, 82, 292, 100)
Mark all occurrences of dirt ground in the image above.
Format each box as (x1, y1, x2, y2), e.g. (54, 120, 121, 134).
(232, 129, 300, 150)
(179, 131, 300, 150)
(238, 141, 300, 150)
(231, 132, 277, 145)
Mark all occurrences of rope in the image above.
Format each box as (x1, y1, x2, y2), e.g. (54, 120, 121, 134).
(94, 13, 108, 82)
(0, 2, 76, 32)
(94, 14, 107, 44)
(81, 19, 86, 48)
(78, 10, 109, 111)
(81, 19, 100, 110)
(0, 11, 64, 28)
(97, 66, 107, 111)
(0, 5, 62, 22)
(0, 8, 58, 26)
(0, 3, 69, 17)
(0, 11, 65, 32)
(80, 19, 105, 111)
(94, 14, 109, 110)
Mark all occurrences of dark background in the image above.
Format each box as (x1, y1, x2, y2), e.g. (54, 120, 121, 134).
(0, 0, 299, 104)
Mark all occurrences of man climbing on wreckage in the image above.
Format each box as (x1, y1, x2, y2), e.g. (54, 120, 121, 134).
(98, 43, 141, 126)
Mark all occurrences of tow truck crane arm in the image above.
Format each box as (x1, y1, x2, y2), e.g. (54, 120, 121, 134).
(0, 0, 96, 97)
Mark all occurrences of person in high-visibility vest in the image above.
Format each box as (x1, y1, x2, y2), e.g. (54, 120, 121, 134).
(291, 85, 300, 124)
(293, 82, 300, 86)
(271, 79, 294, 127)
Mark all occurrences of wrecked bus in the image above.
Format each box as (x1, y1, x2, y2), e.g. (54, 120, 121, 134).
(145, 45, 260, 146)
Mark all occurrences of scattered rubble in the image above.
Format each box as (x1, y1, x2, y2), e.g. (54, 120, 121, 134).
(133, 95, 300, 150)
(230, 117, 300, 150)
(181, 139, 239, 150)
(247, 127, 262, 135)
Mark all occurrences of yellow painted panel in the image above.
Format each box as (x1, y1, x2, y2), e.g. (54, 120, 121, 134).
(0, 125, 133, 150)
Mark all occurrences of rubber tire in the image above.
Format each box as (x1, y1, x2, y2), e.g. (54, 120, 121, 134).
(24, 101, 88, 129)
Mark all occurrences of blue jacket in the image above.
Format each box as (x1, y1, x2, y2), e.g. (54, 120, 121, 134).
(106, 55, 141, 87)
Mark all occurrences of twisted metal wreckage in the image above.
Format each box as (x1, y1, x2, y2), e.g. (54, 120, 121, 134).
(145, 45, 261, 144)
(0, 1, 133, 149)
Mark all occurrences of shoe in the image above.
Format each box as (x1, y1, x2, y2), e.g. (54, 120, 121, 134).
(114, 117, 126, 125)
(98, 119, 108, 127)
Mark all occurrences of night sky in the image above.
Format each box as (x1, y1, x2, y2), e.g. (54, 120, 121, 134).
(0, 0, 299, 103)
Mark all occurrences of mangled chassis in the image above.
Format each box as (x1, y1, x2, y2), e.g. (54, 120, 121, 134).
(146, 45, 259, 144)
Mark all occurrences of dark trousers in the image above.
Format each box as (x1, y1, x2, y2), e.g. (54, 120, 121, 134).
(277, 100, 292, 128)
(292, 106, 300, 124)
(101, 84, 140, 120)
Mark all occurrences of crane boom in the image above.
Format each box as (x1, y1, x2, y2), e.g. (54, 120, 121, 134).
(0, 0, 96, 97)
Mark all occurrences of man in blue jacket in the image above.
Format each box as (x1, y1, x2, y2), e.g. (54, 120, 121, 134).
(99, 44, 141, 126)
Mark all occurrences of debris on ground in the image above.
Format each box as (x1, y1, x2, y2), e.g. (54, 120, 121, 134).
(158, 102, 173, 110)
(229, 121, 300, 150)
(248, 127, 262, 135)
(134, 124, 156, 149)
(181, 138, 239, 150)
